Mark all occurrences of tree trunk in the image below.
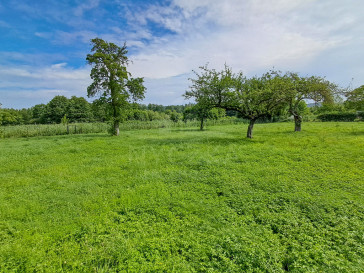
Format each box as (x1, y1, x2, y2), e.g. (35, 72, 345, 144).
(113, 120, 120, 136)
(111, 100, 120, 136)
(247, 119, 256, 138)
(200, 118, 204, 131)
(294, 115, 302, 132)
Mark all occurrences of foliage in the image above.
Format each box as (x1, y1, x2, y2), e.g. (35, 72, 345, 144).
(44, 95, 70, 123)
(345, 85, 364, 111)
(31, 103, 47, 123)
(183, 104, 226, 130)
(91, 99, 108, 122)
(169, 110, 182, 123)
(0, 123, 363, 271)
(311, 102, 345, 114)
(86, 38, 146, 135)
(185, 64, 238, 110)
(0, 108, 24, 125)
(281, 72, 336, 131)
(0, 99, 222, 129)
(61, 114, 69, 125)
(67, 96, 93, 123)
(185, 66, 341, 136)
(316, 112, 358, 122)
(185, 66, 287, 137)
(146, 103, 186, 113)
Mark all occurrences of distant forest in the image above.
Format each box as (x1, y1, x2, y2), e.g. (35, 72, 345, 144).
(0, 95, 229, 126)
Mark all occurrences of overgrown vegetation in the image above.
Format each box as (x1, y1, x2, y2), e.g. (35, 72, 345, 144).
(0, 118, 242, 138)
(0, 123, 363, 272)
(0, 97, 192, 126)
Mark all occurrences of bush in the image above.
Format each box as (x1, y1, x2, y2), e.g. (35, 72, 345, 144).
(357, 111, 364, 120)
(316, 112, 357, 122)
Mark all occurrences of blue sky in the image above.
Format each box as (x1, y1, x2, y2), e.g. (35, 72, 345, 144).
(1, 0, 364, 109)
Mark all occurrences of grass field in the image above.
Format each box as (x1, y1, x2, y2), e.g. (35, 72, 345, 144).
(0, 122, 363, 272)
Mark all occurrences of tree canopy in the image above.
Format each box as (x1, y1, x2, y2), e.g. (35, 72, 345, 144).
(345, 85, 364, 111)
(276, 72, 336, 131)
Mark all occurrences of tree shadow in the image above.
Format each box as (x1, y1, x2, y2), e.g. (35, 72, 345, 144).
(145, 134, 264, 146)
(169, 128, 204, 132)
(43, 133, 111, 141)
(348, 130, 364, 136)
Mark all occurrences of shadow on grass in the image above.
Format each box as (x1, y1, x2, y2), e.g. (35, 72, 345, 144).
(30, 133, 111, 141)
(145, 134, 264, 146)
(348, 130, 364, 136)
(169, 128, 205, 132)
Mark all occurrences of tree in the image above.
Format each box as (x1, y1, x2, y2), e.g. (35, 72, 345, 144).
(67, 96, 92, 123)
(0, 109, 23, 125)
(91, 99, 108, 122)
(183, 104, 225, 130)
(169, 110, 182, 123)
(234, 72, 289, 138)
(45, 95, 69, 123)
(185, 66, 286, 138)
(282, 73, 335, 131)
(345, 85, 364, 111)
(86, 38, 146, 135)
(183, 104, 210, 130)
(31, 104, 47, 124)
(185, 64, 239, 130)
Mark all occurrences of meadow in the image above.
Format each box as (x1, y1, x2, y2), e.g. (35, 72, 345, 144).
(0, 122, 363, 272)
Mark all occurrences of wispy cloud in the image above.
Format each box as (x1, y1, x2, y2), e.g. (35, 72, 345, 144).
(127, 0, 348, 78)
(0, 20, 10, 28)
(0, 63, 91, 108)
(73, 0, 100, 16)
(123, 0, 364, 104)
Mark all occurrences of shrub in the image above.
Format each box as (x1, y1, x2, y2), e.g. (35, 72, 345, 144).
(316, 112, 357, 122)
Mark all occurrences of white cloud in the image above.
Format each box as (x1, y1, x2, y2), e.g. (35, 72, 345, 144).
(124, 0, 364, 108)
(0, 63, 91, 108)
(34, 32, 50, 39)
(127, 0, 347, 78)
(143, 74, 191, 105)
(0, 20, 10, 28)
(0, 61, 188, 108)
(73, 0, 100, 16)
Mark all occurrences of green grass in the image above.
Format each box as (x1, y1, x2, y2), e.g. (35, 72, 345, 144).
(0, 122, 363, 272)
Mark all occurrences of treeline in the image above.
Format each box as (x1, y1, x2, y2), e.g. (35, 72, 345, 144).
(0, 85, 362, 128)
(0, 96, 227, 126)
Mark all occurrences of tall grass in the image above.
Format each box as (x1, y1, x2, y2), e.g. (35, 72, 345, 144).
(0, 118, 246, 138)
(0, 122, 108, 138)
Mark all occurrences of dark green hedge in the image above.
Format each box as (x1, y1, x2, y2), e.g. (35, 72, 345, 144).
(316, 112, 358, 122)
